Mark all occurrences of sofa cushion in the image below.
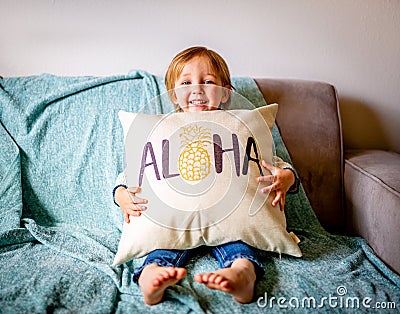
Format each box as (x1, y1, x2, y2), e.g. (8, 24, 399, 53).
(345, 149, 400, 274)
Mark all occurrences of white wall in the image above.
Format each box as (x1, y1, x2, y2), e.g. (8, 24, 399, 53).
(1, 0, 400, 152)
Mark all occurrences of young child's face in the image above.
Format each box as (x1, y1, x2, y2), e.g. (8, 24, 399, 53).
(174, 55, 230, 112)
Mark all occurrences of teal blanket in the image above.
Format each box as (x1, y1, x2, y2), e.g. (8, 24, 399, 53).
(0, 72, 399, 313)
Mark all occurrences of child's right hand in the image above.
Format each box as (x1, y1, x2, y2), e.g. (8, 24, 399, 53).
(114, 186, 148, 223)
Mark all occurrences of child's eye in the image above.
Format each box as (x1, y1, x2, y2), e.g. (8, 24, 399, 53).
(204, 80, 215, 85)
(182, 81, 191, 85)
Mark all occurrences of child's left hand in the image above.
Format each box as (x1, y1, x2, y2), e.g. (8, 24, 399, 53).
(257, 160, 295, 211)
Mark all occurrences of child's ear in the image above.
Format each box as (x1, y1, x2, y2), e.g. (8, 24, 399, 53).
(168, 90, 178, 105)
(221, 85, 231, 103)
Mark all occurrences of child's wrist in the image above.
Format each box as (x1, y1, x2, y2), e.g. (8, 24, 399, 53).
(113, 184, 128, 206)
(282, 167, 300, 194)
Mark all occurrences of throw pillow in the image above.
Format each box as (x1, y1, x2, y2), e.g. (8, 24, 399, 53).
(113, 104, 302, 265)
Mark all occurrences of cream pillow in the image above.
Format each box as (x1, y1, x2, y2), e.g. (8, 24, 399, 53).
(113, 104, 302, 265)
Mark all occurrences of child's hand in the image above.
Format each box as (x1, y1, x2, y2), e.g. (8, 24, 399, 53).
(114, 186, 148, 223)
(257, 160, 295, 211)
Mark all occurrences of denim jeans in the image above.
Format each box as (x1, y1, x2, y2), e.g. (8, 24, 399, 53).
(132, 241, 265, 284)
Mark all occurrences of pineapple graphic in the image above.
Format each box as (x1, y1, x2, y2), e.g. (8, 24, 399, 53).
(178, 124, 211, 182)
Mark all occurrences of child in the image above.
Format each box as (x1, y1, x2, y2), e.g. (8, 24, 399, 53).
(113, 46, 299, 305)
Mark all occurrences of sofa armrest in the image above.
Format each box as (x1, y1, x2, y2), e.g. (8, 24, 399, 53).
(255, 78, 344, 232)
(344, 149, 400, 274)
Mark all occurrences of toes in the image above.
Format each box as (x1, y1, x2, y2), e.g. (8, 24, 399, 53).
(165, 267, 177, 278)
(154, 269, 173, 283)
(203, 273, 213, 282)
(194, 273, 229, 286)
(208, 273, 219, 283)
(200, 273, 211, 283)
(194, 273, 210, 283)
(158, 267, 186, 282)
(210, 274, 230, 290)
(220, 279, 230, 289)
(213, 275, 225, 285)
(194, 274, 203, 283)
(176, 268, 187, 279)
(206, 273, 228, 285)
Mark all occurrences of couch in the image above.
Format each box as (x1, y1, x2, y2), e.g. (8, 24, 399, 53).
(255, 79, 400, 275)
(0, 72, 399, 313)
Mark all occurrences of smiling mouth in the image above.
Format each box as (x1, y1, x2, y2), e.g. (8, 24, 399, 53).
(189, 100, 208, 106)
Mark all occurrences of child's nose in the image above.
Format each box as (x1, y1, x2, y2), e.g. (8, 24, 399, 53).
(191, 84, 204, 94)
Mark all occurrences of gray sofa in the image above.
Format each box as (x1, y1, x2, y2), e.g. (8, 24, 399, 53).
(255, 79, 400, 275)
(1, 73, 399, 312)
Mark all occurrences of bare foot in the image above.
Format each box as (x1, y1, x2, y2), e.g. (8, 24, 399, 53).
(194, 258, 256, 303)
(138, 264, 187, 305)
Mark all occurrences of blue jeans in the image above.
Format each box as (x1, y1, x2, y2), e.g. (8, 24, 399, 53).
(132, 241, 265, 284)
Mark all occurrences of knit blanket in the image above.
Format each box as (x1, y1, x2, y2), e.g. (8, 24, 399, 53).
(0, 71, 398, 313)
